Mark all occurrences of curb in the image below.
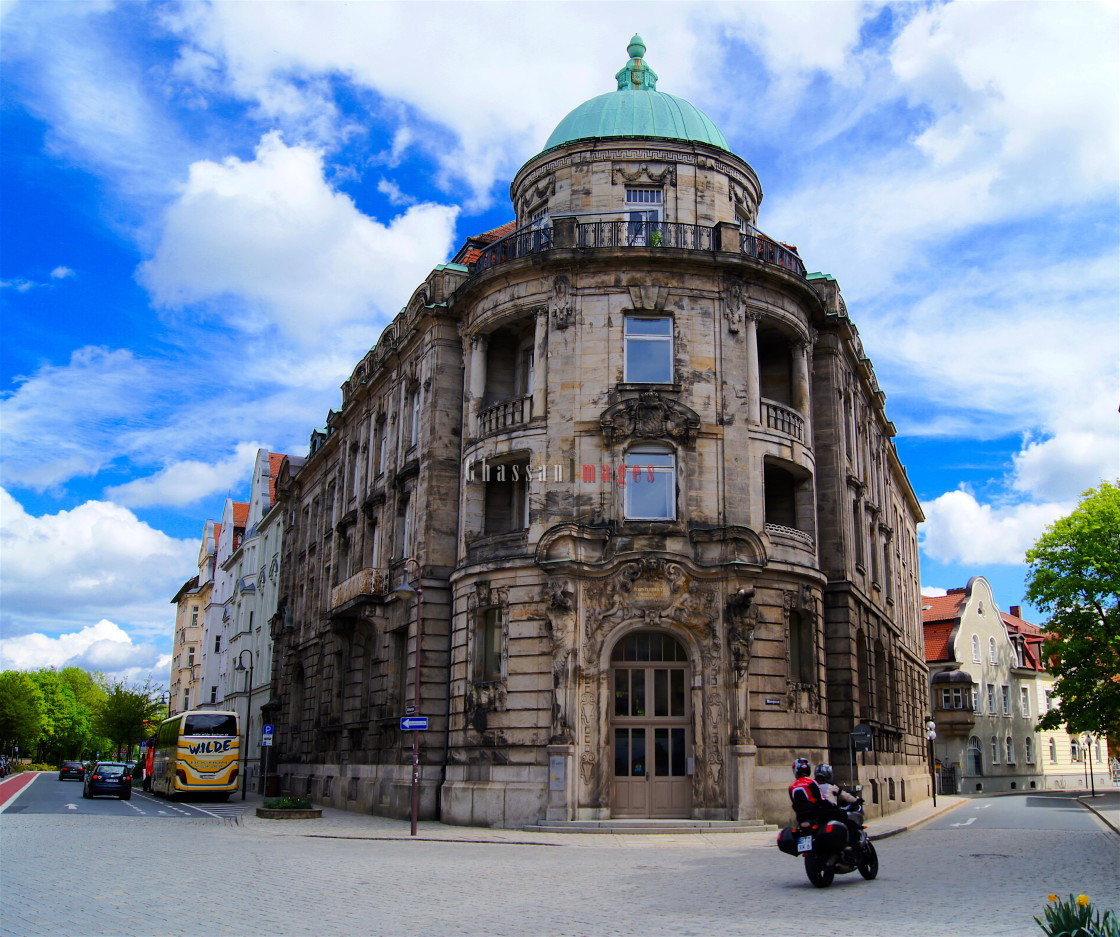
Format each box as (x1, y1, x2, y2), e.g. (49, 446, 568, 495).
(1076, 794, 1120, 836)
(868, 797, 967, 841)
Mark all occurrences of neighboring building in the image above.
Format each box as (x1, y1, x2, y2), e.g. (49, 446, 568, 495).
(198, 499, 249, 712)
(922, 577, 1110, 793)
(270, 37, 929, 828)
(169, 520, 219, 715)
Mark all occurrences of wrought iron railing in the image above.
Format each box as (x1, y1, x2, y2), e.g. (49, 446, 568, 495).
(740, 233, 806, 276)
(764, 401, 805, 441)
(478, 394, 532, 436)
(472, 225, 554, 274)
(576, 219, 714, 250)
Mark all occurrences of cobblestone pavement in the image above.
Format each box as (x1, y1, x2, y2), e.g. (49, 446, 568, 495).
(2, 793, 1117, 937)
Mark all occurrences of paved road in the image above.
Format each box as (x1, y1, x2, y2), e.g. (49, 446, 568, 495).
(1, 780, 1117, 937)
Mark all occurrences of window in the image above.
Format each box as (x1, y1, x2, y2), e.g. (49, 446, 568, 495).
(409, 389, 420, 446)
(789, 610, 815, 685)
(214, 635, 222, 654)
(1025, 737, 1034, 764)
(1005, 737, 1014, 763)
(1071, 739, 1081, 762)
(989, 636, 997, 663)
(624, 317, 673, 383)
(184, 713, 237, 736)
(624, 187, 662, 245)
(987, 684, 996, 715)
(1049, 738, 1057, 763)
(1044, 690, 1053, 712)
(624, 444, 676, 521)
(182, 688, 190, 711)
(967, 736, 983, 775)
(209, 686, 218, 704)
(1020, 686, 1030, 717)
(399, 498, 413, 559)
(1095, 738, 1103, 761)
(991, 736, 1000, 764)
(1001, 685, 1010, 715)
(190, 608, 198, 627)
(941, 685, 968, 709)
(475, 607, 503, 683)
(377, 421, 389, 476)
(971, 634, 980, 662)
(483, 461, 530, 534)
(187, 648, 195, 668)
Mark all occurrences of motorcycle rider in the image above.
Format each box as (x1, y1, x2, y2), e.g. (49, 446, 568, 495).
(815, 763, 865, 846)
(788, 757, 825, 824)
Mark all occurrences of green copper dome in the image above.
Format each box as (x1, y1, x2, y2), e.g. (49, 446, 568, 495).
(541, 36, 730, 153)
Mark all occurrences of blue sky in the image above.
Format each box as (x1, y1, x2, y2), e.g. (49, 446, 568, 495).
(1, 1, 1117, 685)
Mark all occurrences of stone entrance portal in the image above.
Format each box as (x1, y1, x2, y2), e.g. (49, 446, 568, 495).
(610, 630, 692, 818)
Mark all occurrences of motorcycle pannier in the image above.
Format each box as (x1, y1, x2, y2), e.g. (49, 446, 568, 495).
(776, 827, 803, 856)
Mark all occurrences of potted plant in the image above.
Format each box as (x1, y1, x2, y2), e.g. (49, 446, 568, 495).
(256, 796, 322, 820)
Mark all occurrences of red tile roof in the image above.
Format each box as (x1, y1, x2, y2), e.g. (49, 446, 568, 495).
(453, 220, 517, 264)
(233, 501, 250, 527)
(923, 621, 955, 662)
(921, 592, 966, 624)
(268, 452, 287, 507)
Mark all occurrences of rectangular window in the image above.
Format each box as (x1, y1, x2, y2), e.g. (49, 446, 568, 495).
(214, 635, 222, 654)
(475, 608, 503, 683)
(190, 608, 198, 627)
(1020, 686, 1030, 717)
(1001, 685, 1010, 715)
(940, 686, 966, 709)
(624, 317, 673, 383)
(209, 686, 218, 704)
(987, 685, 996, 715)
(410, 390, 421, 446)
(483, 462, 530, 534)
(624, 188, 663, 246)
(624, 448, 676, 521)
(187, 648, 195, 667)
(377, 422, 389, 476)
(182, 688, 190, 711)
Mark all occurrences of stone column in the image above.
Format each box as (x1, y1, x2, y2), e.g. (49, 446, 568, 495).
(729, 742, 759, 820)
(465, 334, 487, 437)
(793, 339, 811, 416)
(744, 311, 761, 425)
(532, 308, 547, 419)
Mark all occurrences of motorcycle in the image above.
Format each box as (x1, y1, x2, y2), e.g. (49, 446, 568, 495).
(776, 795, 878, 888)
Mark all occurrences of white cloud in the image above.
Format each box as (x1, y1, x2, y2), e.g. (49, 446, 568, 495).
(0, 489, 195, 632)
(920, 588, 948, 599)
(919, 489, 1070, 566)
(0, 619, 159, 674)
(138, 133, 459, 340)
(50, 266, 75, 279)
(105, 441, 264, 508)
(0, 278, 36, 293)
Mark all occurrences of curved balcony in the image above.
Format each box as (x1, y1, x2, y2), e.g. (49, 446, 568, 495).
(469, 219, 806, 278)
(763, 400, 804, 441)
(478, 394, 533, 436)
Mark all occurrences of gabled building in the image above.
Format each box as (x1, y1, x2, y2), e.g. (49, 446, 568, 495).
(269, 37, 929, 828)
(922, 576, 1110, 793)
(169, 520, 219, 714)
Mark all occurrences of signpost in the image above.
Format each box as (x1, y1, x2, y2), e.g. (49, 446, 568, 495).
(849, 724, 873, 787)
(400, 716, 429, 732)
(926, 719, 938, 806)
(261, 725, 274, 746)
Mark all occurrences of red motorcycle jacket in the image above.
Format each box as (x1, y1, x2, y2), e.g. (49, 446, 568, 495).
(789, 776, 825, 821)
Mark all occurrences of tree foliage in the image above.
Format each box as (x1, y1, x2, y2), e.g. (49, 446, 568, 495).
(94, 678, 164, 758)
(1027, 481, 1120, 737)
(0, 670, 46, 753)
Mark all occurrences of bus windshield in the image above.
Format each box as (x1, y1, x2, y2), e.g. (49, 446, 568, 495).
(183, 714, 238, 737)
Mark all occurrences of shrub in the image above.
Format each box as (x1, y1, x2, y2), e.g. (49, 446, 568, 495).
(263, 796, 313, 810)
(1036, 894, 1119, 937)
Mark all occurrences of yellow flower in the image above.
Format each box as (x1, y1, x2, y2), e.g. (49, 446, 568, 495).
(1048, 895, 1059, 902)
(1077, 895, 1090, 907)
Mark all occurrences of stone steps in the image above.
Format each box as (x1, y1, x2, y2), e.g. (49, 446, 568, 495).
(524, 818, 779, 834)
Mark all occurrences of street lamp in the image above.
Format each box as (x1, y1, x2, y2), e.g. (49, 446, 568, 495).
(925, 717, 938, 807)
(392, 557, 423, 836)
(233, 649, 254, 801)
(1084, 734, 1096, 797)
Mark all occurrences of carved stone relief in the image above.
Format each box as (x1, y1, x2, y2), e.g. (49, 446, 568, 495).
(599, 393, 700, 447)
(544, 578, 577, 743)
(549, 275, 573, 330)
(626, 284, 668, 311)
(722, 276, 746, 334)
(612, 163, 676, 187)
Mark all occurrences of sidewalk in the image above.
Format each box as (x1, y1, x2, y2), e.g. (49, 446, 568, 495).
(234, 788, 969, 847)
(1077, 790, 1120, 835)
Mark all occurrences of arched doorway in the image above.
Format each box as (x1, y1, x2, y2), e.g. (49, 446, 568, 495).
(610, 630, 692, 818)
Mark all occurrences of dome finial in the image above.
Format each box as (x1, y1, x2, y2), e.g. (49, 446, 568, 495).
(616, 34, 658, 91)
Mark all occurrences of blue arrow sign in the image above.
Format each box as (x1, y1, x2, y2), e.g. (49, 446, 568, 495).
(400, 716, 429, 731)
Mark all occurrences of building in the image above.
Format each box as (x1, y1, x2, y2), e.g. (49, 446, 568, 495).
(922, 576, 1110, 793)
(269, 37, 929, 828)
(168, 520, 219, 715)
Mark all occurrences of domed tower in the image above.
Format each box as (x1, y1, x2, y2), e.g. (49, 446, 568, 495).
(443, 38, 927, 828)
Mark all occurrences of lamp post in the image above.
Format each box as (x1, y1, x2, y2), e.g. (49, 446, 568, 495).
(392, 557, 423, 836)
(926, 717, 938, 806)
(233, 649, 254, 801)
(1084, 734, 1096, 797)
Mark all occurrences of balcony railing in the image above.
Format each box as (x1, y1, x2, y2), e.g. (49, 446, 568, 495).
(740, 233, 807, 277)
(764, 401, 805, 441)
(577, 220, 714, 251)
(329, 567, 388, 610)
(478, 394, 532, 436)
(472, 225, 554, 275)
(764, 523, 815, 549)
(467, 219, 804, 278)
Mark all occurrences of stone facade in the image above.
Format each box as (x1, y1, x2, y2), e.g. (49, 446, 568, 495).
(268, 54, 928, 828)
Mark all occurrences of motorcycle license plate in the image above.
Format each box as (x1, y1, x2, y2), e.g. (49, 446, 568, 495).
(797, 836, 813, 853)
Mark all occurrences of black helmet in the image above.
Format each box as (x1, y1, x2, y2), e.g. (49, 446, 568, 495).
(815, 763, 834, 784)
(793, 757, 812, 778)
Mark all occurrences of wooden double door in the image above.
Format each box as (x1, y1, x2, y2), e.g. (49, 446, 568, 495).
(610, 631, 692, 818)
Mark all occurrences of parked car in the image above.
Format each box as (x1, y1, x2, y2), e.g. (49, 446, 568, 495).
(82, 762, 132, 800)
(0, 757, 10, 778)
(59, 761, 85, 781)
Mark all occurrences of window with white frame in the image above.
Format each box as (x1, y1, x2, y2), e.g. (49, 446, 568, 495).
(1020, 686, 1030, 717)
(1049, 738, 1057, 763)
(1005, 736, 1014, 763)
(624, 316, 674, 383)
(183, 688, 190, 711)
(1071, 738, 1081, 762)
(971, 634, 980, 662)
(989, 636, 997, 663)
(1001, 684, 1011, 715)
(991, 736, 1000, 764)
(1025, 736, 1034, 764)
(624, 444, 676, 521)
(940, 686, 968, 709)
(987, 684, 997, 715)
(624, 187, 662, 245)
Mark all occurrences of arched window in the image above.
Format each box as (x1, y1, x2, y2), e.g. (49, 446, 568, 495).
(988, 636, 997, 663)
(1005, 736, 1014, 763)
(991, 736, 1000, 764)
(1049, 738, 1057, 763)
(624, 444, 676, 520)
(966, 736, 983, 775)
(1024, 737, 1034, 764)
(971, 635, 980, 662)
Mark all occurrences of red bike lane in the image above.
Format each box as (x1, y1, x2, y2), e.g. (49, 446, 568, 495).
(0, 770, 40, 811)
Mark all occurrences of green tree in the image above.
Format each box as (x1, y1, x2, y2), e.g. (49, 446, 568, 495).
(1026, 481, 1120, 738)
(95, 678, 163, 759)
(0, 670, 46, 755)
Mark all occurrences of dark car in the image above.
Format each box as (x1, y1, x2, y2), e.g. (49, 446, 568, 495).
(59, 761, 85, 781)
(83, 762, 132, 800)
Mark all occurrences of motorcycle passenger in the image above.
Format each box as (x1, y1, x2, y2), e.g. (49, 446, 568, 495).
(815, 763, 865, 845)
(788, 757, 825, 825)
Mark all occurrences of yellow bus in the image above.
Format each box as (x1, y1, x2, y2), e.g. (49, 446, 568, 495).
(149, 710, 240, 800)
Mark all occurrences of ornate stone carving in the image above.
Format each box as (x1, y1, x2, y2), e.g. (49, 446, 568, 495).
(544, 578, 577, 743)
(722, 276, 746, 334)
(626, 284, 668, 311)
(726, 587, 757, 683)
(612, 163, 676, 187)
(549, 275, 573, 330)
(584, 558, 716, 643)
(599, 393, 700, 447)
(518, 175, 555, 217)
